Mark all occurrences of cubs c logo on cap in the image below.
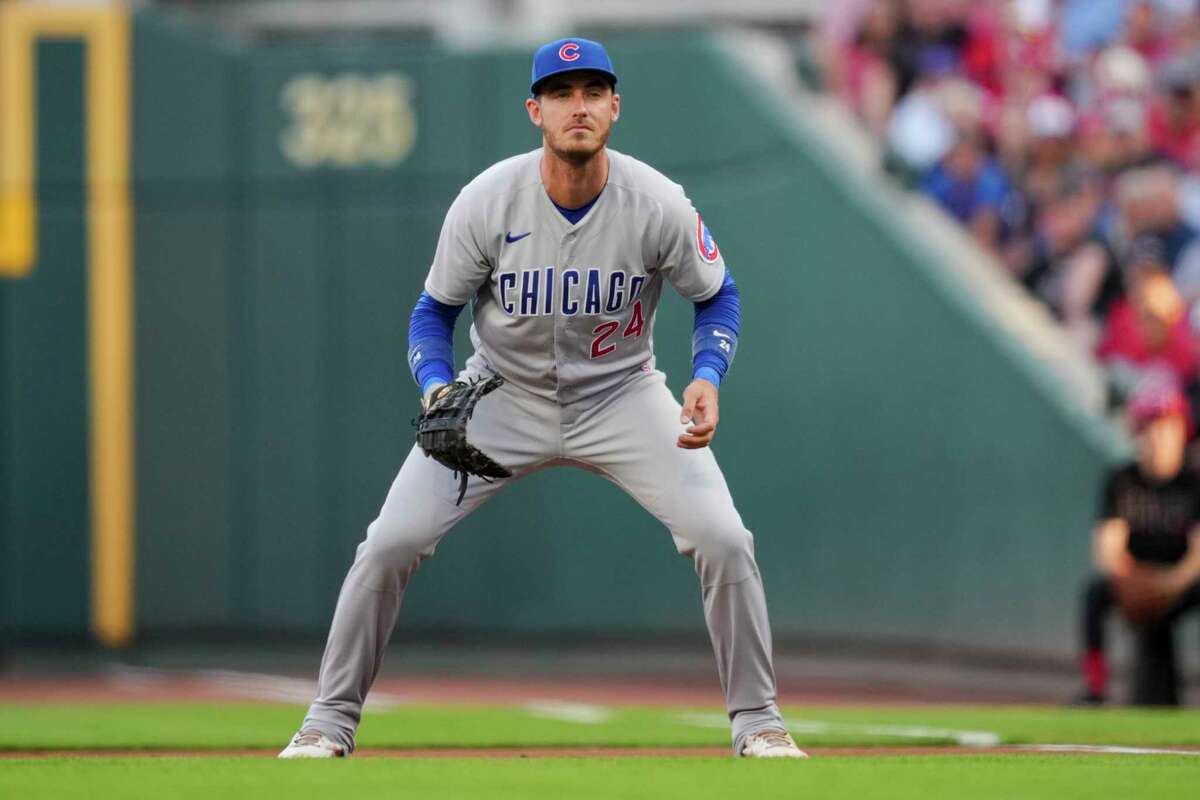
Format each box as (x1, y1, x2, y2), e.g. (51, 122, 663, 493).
(696, 215, 720, 263)
(531, 38, 617, 95)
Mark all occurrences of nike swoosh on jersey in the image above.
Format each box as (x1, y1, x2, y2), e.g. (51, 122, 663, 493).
(505, 231, 532, 243)
(713, 330, 732, 339)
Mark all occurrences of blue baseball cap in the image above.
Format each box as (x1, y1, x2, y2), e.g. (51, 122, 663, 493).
(530, 37, 617, 95)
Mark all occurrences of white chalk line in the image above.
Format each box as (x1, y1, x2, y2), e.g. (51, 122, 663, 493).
(679, 711, 1000, 746)
(1017, 744, 1200, 757)
(523, 701, 614, 725)
(678, 713, 1200, 755)
(106, 666, 406, 709)
(195, 669, 407, 710)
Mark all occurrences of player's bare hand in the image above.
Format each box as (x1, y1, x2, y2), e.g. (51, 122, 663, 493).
(422, 381, 450, 411)
(678, 379, 719, 449)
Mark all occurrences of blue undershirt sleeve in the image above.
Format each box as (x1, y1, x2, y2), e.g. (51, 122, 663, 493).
(407, 291, 465, 394)
(691, 270, 740, 388)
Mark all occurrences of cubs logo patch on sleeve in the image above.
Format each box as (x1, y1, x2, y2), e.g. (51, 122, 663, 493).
(696, 214, 720, 263)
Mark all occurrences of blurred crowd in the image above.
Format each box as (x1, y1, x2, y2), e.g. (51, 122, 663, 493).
(818, 0, 1200, 431)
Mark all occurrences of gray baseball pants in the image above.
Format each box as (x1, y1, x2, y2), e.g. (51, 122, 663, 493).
(301, 368, 785, 754)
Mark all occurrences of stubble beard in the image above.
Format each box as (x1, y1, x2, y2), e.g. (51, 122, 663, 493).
(547, 125, 610, 166)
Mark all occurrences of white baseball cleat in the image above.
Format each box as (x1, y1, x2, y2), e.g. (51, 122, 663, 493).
(278, 730, 347, 759)
(740, 728, 809, 759)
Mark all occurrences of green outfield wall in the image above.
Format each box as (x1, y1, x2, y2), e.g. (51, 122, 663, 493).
(0, 9, 1122, 656)
(0, 41, 91, 640)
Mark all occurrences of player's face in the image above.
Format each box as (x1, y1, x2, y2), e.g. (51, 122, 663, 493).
(1136, 413, 1187, 480)
(526, 74, 619, 164)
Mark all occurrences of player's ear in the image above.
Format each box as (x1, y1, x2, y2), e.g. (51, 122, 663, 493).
(611, 92, 620, 122)
(525, 97, 543, 129)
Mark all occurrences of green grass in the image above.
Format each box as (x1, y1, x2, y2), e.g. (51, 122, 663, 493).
(2, 755, 1199, 800)
(3, 703, 1199, 799)
(3, 703, 1200, 750)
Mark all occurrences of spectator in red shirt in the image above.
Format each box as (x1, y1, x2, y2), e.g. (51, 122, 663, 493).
(1097, 237, 1199, 393)
(833, 0, 903, 138)
(1147, 49, 1200, 170)
(1124, 1, 1172, 67)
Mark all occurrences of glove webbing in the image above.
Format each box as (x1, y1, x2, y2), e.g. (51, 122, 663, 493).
(415, 375, 512, 505)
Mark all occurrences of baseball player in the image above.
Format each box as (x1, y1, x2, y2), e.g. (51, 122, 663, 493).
(280, 37, 804, 759)
(1075, 381, 1200, 704)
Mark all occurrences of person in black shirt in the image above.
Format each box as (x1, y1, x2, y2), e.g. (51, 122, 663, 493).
(1077, 381, 1200, 704)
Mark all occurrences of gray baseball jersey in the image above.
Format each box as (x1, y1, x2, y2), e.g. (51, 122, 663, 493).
(297, 147, 788, 758)
(423, 148, 726, 404)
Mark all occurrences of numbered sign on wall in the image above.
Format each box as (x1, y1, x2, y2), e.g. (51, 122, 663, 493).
(279, 72, 417, 169)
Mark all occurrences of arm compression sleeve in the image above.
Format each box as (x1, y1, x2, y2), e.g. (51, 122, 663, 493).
(407, 290, 465, 394)
(691, 270, 740, 388)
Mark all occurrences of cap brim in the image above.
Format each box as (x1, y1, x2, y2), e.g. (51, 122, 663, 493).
(531, 67, 617, 96)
